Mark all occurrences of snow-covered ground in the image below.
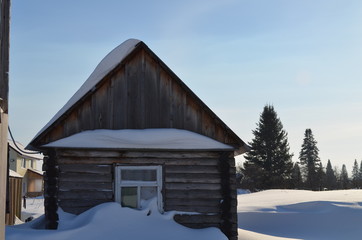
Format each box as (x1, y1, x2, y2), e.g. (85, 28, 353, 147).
(238, 189, 362, 240)
(6, 199, 226, 240)
(6, 190, 362, 240)
(20, 196, 45, 222)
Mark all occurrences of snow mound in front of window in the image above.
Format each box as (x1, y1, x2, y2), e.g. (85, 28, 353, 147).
(6, 199, 227, 240)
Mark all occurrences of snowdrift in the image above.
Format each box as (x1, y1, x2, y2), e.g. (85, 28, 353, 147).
(6, 200, 227, 240)
(238, 189, 362, 240)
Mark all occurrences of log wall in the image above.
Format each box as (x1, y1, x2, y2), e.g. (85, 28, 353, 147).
(53, 149, 237, 239)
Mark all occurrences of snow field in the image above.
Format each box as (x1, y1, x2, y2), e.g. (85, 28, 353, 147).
(237, 189, 362, 240)
(6, 199, 226, 240)
(7, 189, 362, 240)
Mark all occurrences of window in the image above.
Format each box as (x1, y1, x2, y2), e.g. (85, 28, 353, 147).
(115, 166, 162, 211)
(21, 158, 26, 168)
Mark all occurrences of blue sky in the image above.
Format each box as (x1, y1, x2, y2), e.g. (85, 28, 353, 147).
(9, 0, 362, 172)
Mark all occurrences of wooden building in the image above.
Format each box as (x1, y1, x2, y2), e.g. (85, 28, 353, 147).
(8, 140, 44, 197)
(6, 170, 23, 225)
(27, 39, 248, 240)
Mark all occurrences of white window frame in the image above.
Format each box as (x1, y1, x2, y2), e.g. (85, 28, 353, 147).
(21, 158, 26, 168)
(115, 165, 163, 212)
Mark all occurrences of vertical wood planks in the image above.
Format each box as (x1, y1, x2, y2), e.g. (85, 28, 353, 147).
(36, 44, 243, 154)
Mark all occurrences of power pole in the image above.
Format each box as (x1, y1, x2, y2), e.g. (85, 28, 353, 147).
(0, 0, 10, 239)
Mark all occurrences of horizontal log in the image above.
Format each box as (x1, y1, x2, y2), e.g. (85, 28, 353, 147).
(58, 190, 113, 200)
(166, 198, 221, 207)
(59, 164, 112, 174)
(121, 151, 223, 159)
(59, 199, 112, 208)
(174, 221, 220, 229)
(58, 157, 221, 166)
(165, 183, 221, 190)
(174, 214, 221, 224)
(58, 172, 112, 183)
(57, 150, 222, 159)
(165, 165, 220, 174)
(58, 150, 123, 158)
(164, 205, 220, 213)
(165, 175, 221, 184)
(174, 214, 237, 227)
(165, 189, 222, 199)
(59, 181, 112, 191)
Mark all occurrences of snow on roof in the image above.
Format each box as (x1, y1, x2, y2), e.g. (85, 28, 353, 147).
(9, 169, 23, 178)
(8, 140, 43, 160)
(31, 39, 141, 143)
(42, 128, 234, 150)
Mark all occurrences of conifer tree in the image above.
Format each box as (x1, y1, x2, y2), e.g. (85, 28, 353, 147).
(299, 129, 321, 190)
(352, 159, 359, 188)
(291, 162, 302, 189)
(340, 164, 349, 189)
(316, 162, 326, 190)
(334, 166, 342, 189)
(325, 160, 337, 190)
(243, 105, 293, 189)
(359, 160, 362, 187)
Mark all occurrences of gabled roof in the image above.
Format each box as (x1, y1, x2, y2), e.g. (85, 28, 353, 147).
(27, 39, 248, 154)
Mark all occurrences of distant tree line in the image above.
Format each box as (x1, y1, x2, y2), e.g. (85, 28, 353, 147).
(237, 104, 360, 191)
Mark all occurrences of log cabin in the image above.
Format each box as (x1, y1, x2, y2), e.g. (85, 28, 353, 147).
(27, 39, 248, 240)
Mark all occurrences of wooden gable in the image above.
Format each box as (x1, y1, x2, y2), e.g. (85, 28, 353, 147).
(28, 40, 247, 154)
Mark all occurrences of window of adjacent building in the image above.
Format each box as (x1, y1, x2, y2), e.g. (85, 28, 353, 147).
(115, 166, 162, 211)
(34, 179, 43, 192)
(21, 158, 26, 168)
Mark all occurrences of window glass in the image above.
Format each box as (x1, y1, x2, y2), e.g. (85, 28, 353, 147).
(121, 187, 138, 208)
(115, 166, 162, 211)
(121, 169, 157, 181)
(34, 179, 43, 192)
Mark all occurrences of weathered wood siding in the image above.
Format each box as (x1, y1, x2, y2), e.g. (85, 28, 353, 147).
(35, 47, 242, 151)
(5, 176, 22, 225)
(54, 149, 237, 239)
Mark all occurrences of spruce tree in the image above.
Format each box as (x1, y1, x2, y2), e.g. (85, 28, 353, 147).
(352, 159, 359, 188)
(243, 105, 293, 189)
(359, 160, 362, 188)
(291, 162, 303, 189)
(340, 164, 350, 189)
(325, 160, 337, 190)
(334, 166, 342, 189)
(316, 162, 326, 190)
(299, 129, 321, 190)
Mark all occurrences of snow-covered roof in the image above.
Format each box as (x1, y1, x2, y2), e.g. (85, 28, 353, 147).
(9, 169, 23, 178)
(42, 128, 234, 151)
(31, 39, 141, 143)
(8, 140, 43, 160)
